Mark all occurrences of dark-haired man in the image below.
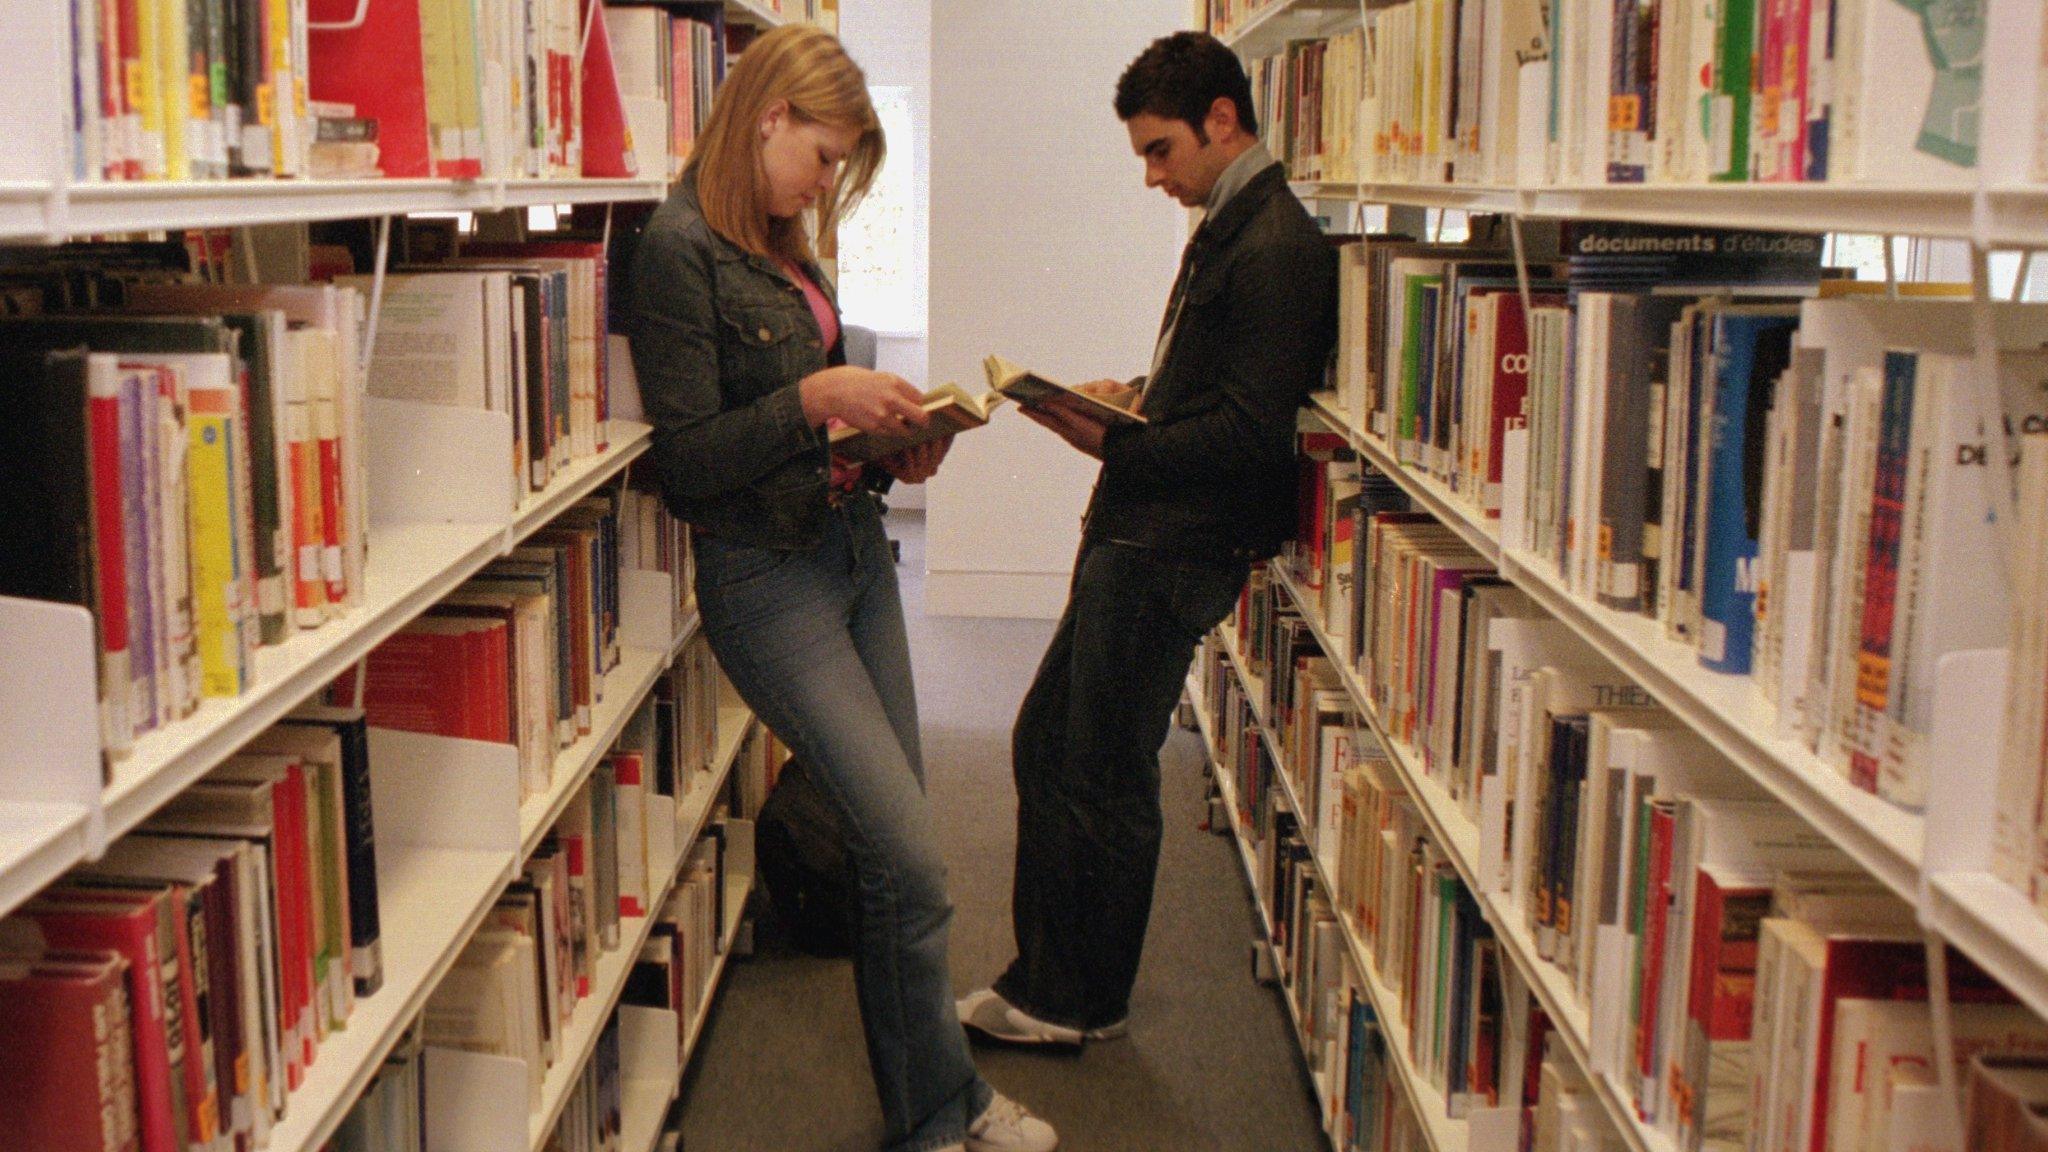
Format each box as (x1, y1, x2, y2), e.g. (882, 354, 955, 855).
(959, 30, 1338, 1046)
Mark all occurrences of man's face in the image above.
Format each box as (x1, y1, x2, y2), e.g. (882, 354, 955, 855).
(1125, 111, 1229, 208)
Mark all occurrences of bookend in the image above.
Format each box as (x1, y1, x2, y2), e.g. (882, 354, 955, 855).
(0, 595, 104, 916)
(366, 396, 518, 531)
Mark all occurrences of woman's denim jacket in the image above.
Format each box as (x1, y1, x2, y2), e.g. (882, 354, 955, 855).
(627, 172, 869, 549)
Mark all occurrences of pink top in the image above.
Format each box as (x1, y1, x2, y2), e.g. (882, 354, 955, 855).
(780, 259, 841, 352)
(779, 259, 860, 488)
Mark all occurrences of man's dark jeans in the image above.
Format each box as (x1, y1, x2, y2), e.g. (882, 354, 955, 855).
(994, 539, 1249, 1030)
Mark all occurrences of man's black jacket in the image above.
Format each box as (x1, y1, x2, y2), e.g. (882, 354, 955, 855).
(1087, 161, 1338, 562)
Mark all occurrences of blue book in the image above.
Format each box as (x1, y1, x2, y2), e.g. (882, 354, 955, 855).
(1697, 310, 1799, 674)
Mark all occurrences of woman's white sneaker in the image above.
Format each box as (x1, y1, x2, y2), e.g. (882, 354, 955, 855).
(967, 1092, 1058, 1152)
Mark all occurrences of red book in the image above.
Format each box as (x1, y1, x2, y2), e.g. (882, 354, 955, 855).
(277, 758, 317, 1070)
(0, 950, 141, 1152)
(24, 889, 188, 1152)
(669, 19, 694, 163)
(360, 621, 487, 737)
(580, 0, 637, 178)
(86, 361, 131, 742)
(305, 0, 432, 177)
(112, 0, 144, 179)
(1671, 868, 1770, 1138)
(1634, 801, 1678, 1107)
(1801, 940, 2011, 1152)
(317, 427, 344, 607)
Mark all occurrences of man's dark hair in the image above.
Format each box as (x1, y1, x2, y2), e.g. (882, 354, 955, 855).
(1114, 31, 1258, 143)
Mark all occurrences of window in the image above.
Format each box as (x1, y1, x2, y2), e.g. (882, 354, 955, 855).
(835, 86, 920, 334)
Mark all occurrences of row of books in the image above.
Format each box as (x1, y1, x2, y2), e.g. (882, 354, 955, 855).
(603, 6, 731, 184)
(422, 768, 728, 1108)
(618, 825, 740, 1068)
(342, 492, 626, 796)
(1323, 223, 2048, 826)
(69, 0, 661, 183)
(1271, 447, 2048, 1152)
(0, 259, 372, 764)
(619, 466, 697, 642)
(359, 236, 617, 496)
(1, 705, 380, 1152)
(1238, 0, 1993, 188)
(1197, 628, 1632, 1151)
(1246, 30, 1365, 184)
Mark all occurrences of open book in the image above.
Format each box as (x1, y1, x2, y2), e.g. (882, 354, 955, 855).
(827, 382, 1009, 463)
(984, 354, 1148, 426)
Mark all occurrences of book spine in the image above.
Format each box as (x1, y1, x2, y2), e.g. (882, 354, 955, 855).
(186, 385, 243, 698)
(338, 720, 383, 998)
(1847, 351, 1917, 793)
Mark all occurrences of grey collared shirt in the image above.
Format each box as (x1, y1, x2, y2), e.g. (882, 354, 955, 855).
(1145, 141, 1278, 394)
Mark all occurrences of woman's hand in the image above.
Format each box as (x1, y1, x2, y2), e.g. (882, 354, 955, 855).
(881, 437, 952, 484)
(800, 366, 931, 435)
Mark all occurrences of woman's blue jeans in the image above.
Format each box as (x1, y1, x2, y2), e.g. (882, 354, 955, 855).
(693, 494, 991, 1152)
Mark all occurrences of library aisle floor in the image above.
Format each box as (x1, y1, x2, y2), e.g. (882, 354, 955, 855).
(677, 511, 1327, 1151)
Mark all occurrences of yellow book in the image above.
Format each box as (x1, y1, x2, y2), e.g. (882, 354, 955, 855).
(133, 0, 167, 177)
(155, 0, 191, 180)
(187, 379, 249, 696)
(447, 0, 485, 173)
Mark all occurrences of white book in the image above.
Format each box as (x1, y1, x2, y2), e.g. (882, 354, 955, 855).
(1885, 351, 2048, 810)
(1833, 0, 1984, 185)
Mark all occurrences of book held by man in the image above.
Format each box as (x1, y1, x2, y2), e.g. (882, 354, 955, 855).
(983, 355, 1148, 426)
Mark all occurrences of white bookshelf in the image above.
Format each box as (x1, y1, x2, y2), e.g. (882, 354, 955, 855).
(263, 727, 525, 1152)
(0, 423, 658, 922)
(0, 178, 671, 245)
(1225, 0, 2048, 246)
(0, 0, 837, 1142)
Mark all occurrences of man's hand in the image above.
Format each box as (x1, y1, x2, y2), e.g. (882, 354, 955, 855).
(880, 436, 952, 483)
(1020, 400, 1109, 459)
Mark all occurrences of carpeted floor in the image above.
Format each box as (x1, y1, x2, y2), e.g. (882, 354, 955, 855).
(675, 511, 1327, 1152)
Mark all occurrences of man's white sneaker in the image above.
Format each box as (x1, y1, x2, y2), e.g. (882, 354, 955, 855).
(1083, 1017, 1129, 1041)
(967, 1092, 1058, 1152)
(956, 989, 1084, 1046)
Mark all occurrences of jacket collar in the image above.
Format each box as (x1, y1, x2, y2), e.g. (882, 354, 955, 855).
(674, 166, 834, 294)
(1194, 159, 1286, 250)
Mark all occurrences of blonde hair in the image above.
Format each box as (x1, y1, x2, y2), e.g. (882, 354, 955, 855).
(690, 25, 884, 264)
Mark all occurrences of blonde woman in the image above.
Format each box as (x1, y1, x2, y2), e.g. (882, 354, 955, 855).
(626, 25, 1057, 1152)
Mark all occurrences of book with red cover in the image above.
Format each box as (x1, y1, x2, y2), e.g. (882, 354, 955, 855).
(1800, 938, 2011, 1152)
(305, 0, 432, 177)
(207, 755, 317, 1073)
(1672, 866, 1771, 1149)
(22, 888, 190, 1152)
(580, 0, 638, 179)
(77, 838, 249, 1152)
(357, 618, 512, 739)
(0, 949, 141, 1152)
(146, 770, 306, 1094)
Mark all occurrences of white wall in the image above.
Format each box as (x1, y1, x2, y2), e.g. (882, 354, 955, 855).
(926, 0, 1189, 617)
(840, 0, 933, 508)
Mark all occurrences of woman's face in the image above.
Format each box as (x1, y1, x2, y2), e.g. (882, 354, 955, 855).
(758, 101, 861, 220)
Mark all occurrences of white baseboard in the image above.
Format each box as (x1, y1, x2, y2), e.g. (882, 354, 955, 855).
(924, 570, 1069, 619)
